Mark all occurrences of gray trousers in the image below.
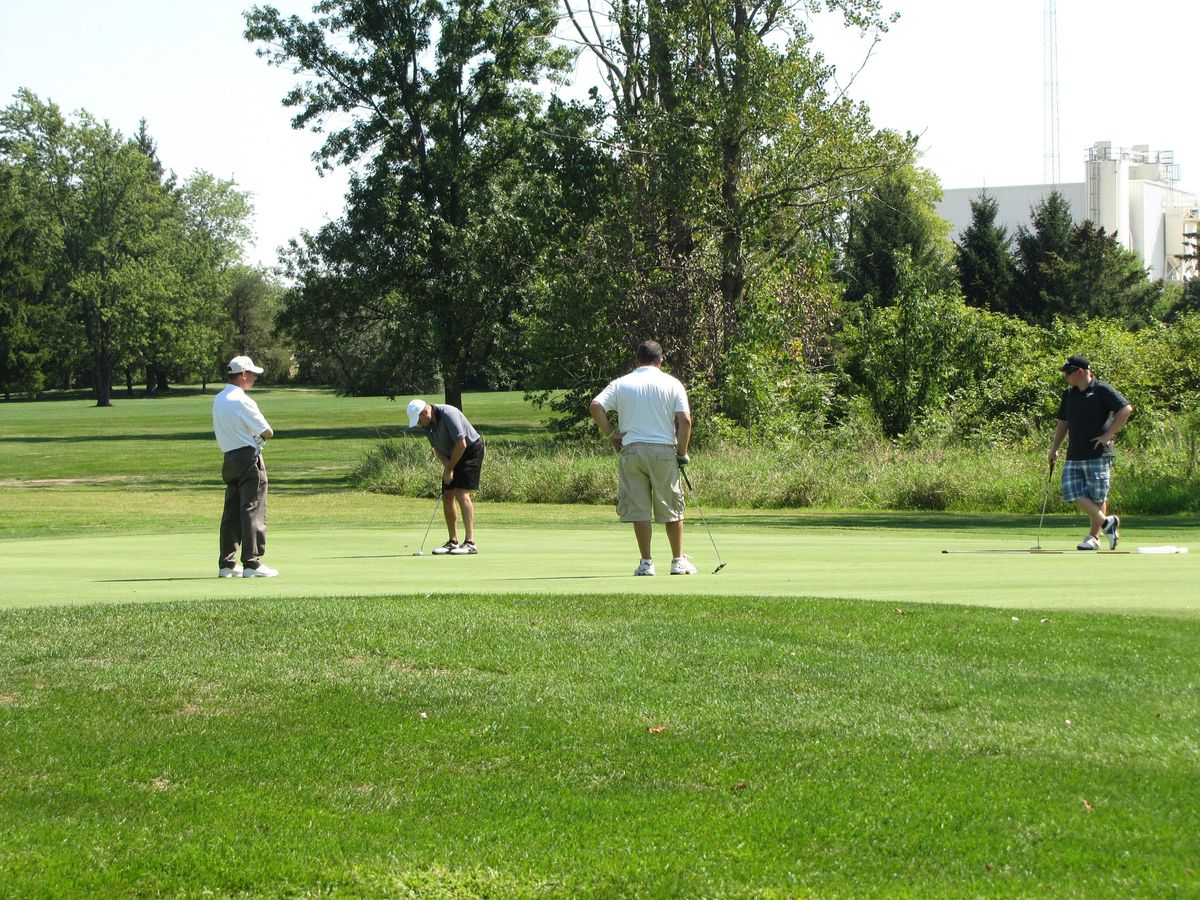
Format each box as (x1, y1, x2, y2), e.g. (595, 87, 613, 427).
(220, 447, 268, 569)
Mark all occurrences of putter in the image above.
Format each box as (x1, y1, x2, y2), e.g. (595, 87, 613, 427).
(1033, 460, 1055, 550)
(413, 486, 444, 556)
(680, 467, 725, 574)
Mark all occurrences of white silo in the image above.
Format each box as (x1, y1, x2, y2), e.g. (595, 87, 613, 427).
(1086, 142, 1132, 247)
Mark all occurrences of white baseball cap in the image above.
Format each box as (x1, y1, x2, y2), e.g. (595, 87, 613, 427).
(228, 355, 264, 374)
(406, 398, 427, 427)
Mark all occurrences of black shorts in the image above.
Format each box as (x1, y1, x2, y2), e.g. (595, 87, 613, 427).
(447, 439, 484, 491)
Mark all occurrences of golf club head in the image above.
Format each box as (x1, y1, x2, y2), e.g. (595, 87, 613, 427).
(712, 562, 726, 574)
(412, 551, 424, 556)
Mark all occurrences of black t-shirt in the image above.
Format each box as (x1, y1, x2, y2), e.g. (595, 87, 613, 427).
(1057, 378, 1129, 460)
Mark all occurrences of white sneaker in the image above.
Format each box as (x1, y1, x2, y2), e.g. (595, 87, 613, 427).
(670, 557, 698, 575)
(432, 540, 459, 555)
(449, 540, 478, 555)
(634, 559, 655, 576)
(242, 564, 279, 577)
(218, 566, 244, 578)
(1102, 515, 1120, 550)
(1076, 535, 1099, 551)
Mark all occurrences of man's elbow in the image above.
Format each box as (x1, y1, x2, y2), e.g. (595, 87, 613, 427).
(261, 428, 274, 440)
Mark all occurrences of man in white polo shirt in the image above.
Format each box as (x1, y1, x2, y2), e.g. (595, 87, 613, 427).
(212, 355, 278, 578)
(590, 340, 695, 575)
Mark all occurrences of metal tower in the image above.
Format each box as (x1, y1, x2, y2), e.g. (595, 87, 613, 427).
(1043, 0, 1061, 185)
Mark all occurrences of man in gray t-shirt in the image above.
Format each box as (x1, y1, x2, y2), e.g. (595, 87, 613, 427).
(406, 399, 486, 555)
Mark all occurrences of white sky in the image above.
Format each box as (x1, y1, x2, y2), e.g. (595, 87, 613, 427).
(3, 0, 1197, 267)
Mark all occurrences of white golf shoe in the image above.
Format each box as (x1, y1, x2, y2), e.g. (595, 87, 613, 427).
(1102, 515, 1120, 550)
(242, 564, 279, 577)
(449, 540, 478, 555)
(670, 557, 698, 575)
(432, 540, 459, 555)
(1076, 535, 1099, 551)
(634, 559, 655, 576)
(218, 565, 244, 578)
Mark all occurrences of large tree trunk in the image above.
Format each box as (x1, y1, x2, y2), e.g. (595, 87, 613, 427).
(443, 355, 464, 411)
(93, 357, 112, 407)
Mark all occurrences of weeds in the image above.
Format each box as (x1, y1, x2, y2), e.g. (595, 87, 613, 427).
(355, 432, 1200, 514)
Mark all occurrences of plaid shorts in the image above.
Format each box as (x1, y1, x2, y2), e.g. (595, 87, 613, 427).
(1061, 457, 1112, 504)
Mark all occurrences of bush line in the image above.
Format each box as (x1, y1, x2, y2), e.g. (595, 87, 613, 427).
(353, 435, 1200, 515)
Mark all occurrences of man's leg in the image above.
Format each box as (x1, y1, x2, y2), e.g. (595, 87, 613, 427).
(456, 490, 475, 544)
(665, 519, 684, 558)
(239, 459, 268, 567)
(633, 521, 653, 559)
(1072, 497, 1106, 536)
(219, 480, 241, 568)
(442, 489, 459, 542)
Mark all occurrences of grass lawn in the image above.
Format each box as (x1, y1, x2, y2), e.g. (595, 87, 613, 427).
(2, 388, 1198, 895)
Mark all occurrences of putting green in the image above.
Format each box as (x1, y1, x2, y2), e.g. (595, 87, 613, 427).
(3, 514, 1197, 615)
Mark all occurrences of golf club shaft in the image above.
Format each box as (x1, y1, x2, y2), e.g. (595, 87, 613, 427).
(681, 468, 723, 569)
(1035, 460, 1054, 549)
(419, 487, 443, 553)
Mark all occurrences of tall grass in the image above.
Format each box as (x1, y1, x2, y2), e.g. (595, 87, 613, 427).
(354, 433, 1200, 514)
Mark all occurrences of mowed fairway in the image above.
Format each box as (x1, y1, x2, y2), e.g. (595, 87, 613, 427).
(2, 390, 1198, 896)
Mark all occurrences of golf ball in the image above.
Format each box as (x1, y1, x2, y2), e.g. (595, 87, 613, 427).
(412, 551, 424, 557)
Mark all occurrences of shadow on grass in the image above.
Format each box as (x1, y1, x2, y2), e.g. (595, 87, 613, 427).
(95, 577, 219, 583)
(712, 511, 1200, 531)
(489, 575, 630, 582)
(2, 425, 414, 444)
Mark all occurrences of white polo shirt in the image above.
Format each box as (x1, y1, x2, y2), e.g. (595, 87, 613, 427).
(592, 366, 689, 445)
(213, 384, 271, 453)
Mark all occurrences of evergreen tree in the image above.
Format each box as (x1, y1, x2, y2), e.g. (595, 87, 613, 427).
(1050, 221, 1161, 325)
(1012, 191, 1074, 323)
(955, 190, 1014, 312)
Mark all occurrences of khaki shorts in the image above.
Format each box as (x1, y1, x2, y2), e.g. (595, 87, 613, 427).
(617, 443, 685, 523)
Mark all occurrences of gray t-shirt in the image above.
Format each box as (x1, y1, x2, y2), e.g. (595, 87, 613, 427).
(424, 404, 481, 456)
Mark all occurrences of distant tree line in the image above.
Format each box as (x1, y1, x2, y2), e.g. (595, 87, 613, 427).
(5, 0, 1198, 447)
(0, 90, 289, 403)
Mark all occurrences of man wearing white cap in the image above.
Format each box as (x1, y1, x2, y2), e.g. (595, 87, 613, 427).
(407, 399, 485, 554)
(213, 355, 278, 577)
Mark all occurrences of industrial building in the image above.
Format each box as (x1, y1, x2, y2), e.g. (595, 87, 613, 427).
(937, 142, 1198, 282)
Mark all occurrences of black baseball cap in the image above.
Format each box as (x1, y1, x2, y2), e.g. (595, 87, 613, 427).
(1061, 355, 1090, 373)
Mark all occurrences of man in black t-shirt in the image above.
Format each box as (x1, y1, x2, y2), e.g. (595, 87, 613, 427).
(1047, 355, 1134, 550)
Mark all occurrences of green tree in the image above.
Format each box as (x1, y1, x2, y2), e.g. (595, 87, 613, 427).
(0, 163, 52, 398)
(1011, 190, 1074, 323)
(955, 189, 1014, 312)
(246, 0, 573, 408)
(842, 253, 965, 437)
(840, 162, 956, 308)
(163, 170, 255, 389)
(1, 91, 181, 406)
(547, 0, 906, 426)
(1047, 221, 1161, 325)
(1013, 191, 1160, 325)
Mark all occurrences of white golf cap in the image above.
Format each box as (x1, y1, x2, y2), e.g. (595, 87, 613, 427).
(228, 355, 264, 374)
(406, 398, 427, 427)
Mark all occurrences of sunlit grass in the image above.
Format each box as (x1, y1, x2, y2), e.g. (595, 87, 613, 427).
(2, 593, 1197, 896)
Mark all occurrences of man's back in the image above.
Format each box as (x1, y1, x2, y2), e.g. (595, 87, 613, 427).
(595, 366, 689, 445)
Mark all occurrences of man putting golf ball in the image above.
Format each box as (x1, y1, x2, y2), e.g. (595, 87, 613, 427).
(1048, 355, 1134, 551)
(407, 398, 485, 555)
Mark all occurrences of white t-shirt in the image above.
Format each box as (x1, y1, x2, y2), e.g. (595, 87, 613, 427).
(213, 384, 271, 453)
(592, 366, 690, 446)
